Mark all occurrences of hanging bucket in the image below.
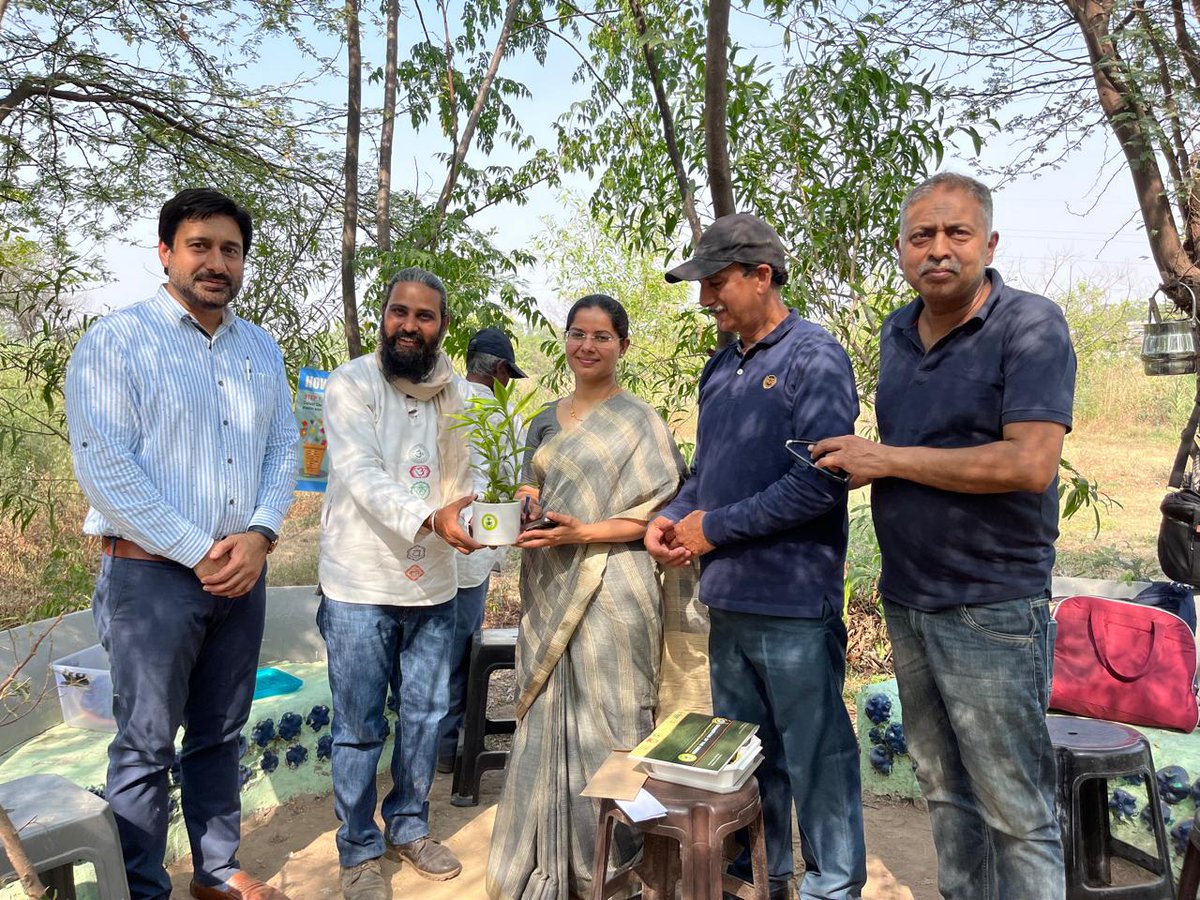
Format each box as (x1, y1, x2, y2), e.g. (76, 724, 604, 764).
(1142, 284, 1199, 376)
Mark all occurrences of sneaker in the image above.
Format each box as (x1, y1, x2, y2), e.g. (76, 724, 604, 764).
(386, 836, 462, 880)
(341, 858, 388, 900)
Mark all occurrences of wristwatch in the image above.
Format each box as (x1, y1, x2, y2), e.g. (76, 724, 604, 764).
(247, 525, 279, 554)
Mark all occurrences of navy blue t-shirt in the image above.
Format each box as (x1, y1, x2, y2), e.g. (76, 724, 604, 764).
(872, 269, 1076, 610)
(660, 310, 859, 617)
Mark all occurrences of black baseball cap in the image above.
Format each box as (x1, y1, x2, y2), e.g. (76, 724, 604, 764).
(466, 327, 527, 378)
(664, 213, 789, 285)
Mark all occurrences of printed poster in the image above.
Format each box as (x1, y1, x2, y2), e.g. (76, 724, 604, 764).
(295, 367, 329, 492)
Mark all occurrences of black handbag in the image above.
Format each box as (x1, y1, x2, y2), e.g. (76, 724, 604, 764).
(1158, 387, 1200, 585)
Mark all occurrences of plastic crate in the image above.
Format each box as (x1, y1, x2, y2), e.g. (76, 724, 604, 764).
(51, 644, 116, 732)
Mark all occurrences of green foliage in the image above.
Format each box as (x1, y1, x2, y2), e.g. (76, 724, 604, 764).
(533, 195, 713, 446)
(1, 0, 339, 245)
(1058, 457, 1121, 538)
(555, 4, 957, 308)
(0, 237, 92, 531)
(1053, 281, 1194, 432)
(451, 378, 540, 502)
(844, 501, 882, 614)
(856, 0, 1200, 310)
(546, 3, 962, 405)
(358, 195, 554, 359)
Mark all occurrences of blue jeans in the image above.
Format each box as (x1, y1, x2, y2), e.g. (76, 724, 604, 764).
(93, 554, 265, 900)
(437, 577, 489, 761)
(709, 605, 866, 900)
(883, 594, 1064, 900)
(317, 594, 455, 868)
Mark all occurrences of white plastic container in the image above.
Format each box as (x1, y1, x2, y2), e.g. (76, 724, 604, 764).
(634, 735, 763, 793)
(472, 500, 522, 546)
(52, 644, 117, 732)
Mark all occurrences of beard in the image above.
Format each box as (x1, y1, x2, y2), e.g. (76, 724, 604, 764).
(379, 325, 441, 381)
(169, 267, 241, 311)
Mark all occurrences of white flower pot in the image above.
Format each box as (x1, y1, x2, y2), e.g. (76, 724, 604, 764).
(472, 500, 522, 547)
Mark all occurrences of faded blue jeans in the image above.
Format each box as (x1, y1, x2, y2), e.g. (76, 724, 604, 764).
(709, 604, 866, 900)
(437, 576, 489, 762)
(883, 594, 1064, 900)
(317, 594, 455, 868)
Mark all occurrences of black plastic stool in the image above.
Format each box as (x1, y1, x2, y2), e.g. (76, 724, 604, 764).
(450, 626, 517, 806)
(1178, 807, 1200, 898)
(1047, 715, 1173, 899)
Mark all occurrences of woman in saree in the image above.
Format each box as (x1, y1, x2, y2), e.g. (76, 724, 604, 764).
(485, 294, 690, 900)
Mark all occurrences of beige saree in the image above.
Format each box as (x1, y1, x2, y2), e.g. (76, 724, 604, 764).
(485, 392, 703, 900)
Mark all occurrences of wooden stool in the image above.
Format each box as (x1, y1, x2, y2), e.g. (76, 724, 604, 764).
(1047, 715, 1173, 900)
(590, 775, 769, 900)
(450, 627, 517, 807)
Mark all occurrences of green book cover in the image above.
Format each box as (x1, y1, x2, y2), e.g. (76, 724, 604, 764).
(630, 710, 758, 772)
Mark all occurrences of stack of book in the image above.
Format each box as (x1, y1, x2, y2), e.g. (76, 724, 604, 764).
(628, 710, 762, 793)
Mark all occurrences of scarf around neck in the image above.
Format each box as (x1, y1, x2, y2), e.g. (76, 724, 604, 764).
(376, 348, 473, 509)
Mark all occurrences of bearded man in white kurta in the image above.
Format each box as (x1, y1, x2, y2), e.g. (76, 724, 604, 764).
(318, 268, 482, 900)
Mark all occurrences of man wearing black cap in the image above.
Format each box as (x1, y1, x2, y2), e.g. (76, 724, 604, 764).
(646, 213, 865, 900)
(437, 327, 527, 774)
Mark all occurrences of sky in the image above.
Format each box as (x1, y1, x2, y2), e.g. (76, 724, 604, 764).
(78, 3, 1166, 319)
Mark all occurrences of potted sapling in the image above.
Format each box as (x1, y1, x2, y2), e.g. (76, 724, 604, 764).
(452, 378, 537, 546)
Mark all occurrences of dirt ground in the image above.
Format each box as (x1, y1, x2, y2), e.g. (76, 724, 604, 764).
(168, 770, 940, 899)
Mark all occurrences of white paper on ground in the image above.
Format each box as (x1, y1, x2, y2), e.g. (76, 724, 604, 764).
(615, 788, 667, 822)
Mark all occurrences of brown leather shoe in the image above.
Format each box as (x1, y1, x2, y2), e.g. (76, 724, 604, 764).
(189, 871, 292, 900)
(386, 836, 462, 880)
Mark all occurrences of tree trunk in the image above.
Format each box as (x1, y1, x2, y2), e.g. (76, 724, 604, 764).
(704, 0, 734, 347)
(0, 0, 12, 31)
(376, 0, 399, 255)
(341, 0, 364, 358)
(0, 805, 46, 898)
(629, 0, 702, 245)
(1064, 0, 1200, 311)
(428, 0, 522, 240)
(704, 0, 735, 219)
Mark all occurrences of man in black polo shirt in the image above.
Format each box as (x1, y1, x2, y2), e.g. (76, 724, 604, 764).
(814, 172, 1073, 900)
(647, 213, 865, 900)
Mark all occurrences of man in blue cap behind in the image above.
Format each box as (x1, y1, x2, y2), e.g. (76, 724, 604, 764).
(438, 327, 527, 774)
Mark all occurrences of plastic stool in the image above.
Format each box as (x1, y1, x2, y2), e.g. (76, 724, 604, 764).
(1047, 715, 1173, 900)
(451, 627, 517, 806)
(590, 775, 769, 900)
(0, 773, 130, 900)
(1177, 807, 1200, 898)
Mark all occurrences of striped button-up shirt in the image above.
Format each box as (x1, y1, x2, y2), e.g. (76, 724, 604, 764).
(66, 287, 298, 568)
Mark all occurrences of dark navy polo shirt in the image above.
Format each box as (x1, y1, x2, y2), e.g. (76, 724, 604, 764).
(660, 310, 859, 617)
(872, 269, 1076, 610)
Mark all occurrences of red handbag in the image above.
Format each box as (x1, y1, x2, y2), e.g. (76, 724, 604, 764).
(1050, 595, 1199, 733)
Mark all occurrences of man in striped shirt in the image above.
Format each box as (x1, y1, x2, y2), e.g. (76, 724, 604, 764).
(65, 188, 298, 900)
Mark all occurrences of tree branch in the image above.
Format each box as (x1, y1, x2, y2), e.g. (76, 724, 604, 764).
(628, 0, 701, 243)
(0, 77, 38, 127)
(376, 0, 400, 253)
(438, 0, 461, 165)
(1134, 0, 1190, 222)
(1170, 0, 1200, 100)
(0, 805, 46, 899)
(1063, 0, 1199, 306)
(428, 0, 521, 238)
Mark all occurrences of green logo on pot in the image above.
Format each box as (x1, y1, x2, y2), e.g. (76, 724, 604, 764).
(480, 513, 498, 531)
